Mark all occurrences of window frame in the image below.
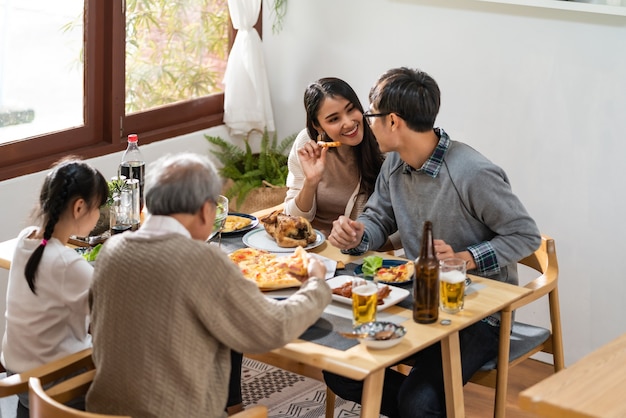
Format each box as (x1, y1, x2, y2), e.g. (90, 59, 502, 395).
(0, 0, 257, 182)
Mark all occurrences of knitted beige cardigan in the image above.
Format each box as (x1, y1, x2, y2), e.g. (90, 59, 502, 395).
(87, 233, 331, 418)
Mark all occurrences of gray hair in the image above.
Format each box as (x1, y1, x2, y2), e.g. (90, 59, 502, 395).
(145, 152, 222, 215)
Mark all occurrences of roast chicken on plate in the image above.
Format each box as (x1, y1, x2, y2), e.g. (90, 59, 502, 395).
(260, 210, 317, 248)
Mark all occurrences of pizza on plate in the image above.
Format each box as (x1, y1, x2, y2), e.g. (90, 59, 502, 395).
(223, 215, 252, 233)
(375, 261, 415, 283)
(228, 246, 309, 290)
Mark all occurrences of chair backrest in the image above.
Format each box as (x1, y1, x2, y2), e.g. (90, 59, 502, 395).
(512, 234, 564, 370)
(469, 234, 565, 418)
(29, 375, 131, 418)
(32, 365, 266, 418)
(0, 348, 94, 398)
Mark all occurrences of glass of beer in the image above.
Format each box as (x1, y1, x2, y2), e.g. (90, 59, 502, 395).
(439, 258, 467, 314)
(351, 279, 378, 326)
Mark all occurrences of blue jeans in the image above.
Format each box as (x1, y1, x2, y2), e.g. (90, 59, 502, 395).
(323, 320, 499, 418)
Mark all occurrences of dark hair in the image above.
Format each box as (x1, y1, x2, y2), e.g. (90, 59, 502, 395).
(303, 77, 384, 196)
(369, 67, 441, 132)
(25, 158, 108, 294)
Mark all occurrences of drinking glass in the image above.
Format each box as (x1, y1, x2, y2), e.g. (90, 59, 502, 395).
(351, 278, 378, 326)
(109, 188, 139, 235)
(208, 195, 229, 244)
(439, 258, 467, 314)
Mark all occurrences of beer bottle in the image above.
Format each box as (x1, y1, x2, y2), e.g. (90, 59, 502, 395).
(413, 220, 439, 324)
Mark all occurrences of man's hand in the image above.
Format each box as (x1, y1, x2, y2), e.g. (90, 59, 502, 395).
(328, 216, 364, 250)
(434, 239, 476, 270)
(304, 256, 327, 282)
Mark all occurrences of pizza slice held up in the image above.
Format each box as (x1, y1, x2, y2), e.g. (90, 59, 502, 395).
(279, 246, 309, 278)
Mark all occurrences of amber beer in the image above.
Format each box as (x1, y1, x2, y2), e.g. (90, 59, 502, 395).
(351, 280, 378, 326)
(440, 272, 466, 314)
(439, 257, 467, 313)
(413, 221, 439, 324)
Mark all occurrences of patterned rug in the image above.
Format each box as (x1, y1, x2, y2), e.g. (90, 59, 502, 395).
(242, 357, 378, 418)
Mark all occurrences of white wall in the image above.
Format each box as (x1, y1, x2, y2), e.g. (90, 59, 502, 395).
(261, 0, 626, 365)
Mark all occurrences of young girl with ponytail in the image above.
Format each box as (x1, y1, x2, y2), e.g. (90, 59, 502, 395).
(1, 157, 108, 417)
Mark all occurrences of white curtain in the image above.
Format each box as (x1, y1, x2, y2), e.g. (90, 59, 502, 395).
(223, 0, 275, 136)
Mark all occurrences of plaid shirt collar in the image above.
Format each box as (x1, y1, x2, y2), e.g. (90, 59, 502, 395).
(403, 127, 450, 178)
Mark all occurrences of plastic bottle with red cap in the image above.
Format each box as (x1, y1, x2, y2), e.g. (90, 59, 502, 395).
(120, 134, 145, 212)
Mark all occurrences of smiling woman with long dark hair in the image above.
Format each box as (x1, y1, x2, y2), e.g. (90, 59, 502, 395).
(284, 77, 384, 238)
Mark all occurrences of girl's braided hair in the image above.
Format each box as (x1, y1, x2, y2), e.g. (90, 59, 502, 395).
(25, 158, 108, 294)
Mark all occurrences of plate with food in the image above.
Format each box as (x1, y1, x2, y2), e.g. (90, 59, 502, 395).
(354, 256, 415, 285)
(242, 210, 324, 252)
(229, 246, 310, 290)
(328, 275, 410, 311)
(221, 213, 259, 235)
(243, 228, 324, 253)
(74, 243, 103, 265)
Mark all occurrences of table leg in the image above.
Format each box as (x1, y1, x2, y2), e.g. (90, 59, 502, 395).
(441, 331, 465, 418)
(360, 368, 385, 418)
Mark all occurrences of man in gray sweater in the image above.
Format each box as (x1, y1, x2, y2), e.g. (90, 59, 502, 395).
(325, 67, 540, 417)
(87, 153, 331, 418)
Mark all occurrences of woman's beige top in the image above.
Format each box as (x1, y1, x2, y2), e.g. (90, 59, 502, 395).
(285, 129, 365, 237)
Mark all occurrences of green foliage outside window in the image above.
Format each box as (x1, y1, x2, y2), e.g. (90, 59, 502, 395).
(125, 0, 230, 113)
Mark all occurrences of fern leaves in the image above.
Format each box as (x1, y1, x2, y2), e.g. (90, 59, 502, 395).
(205, 129, 296, 203)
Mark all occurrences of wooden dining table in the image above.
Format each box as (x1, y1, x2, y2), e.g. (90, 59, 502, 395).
(518, 332, 626, 418)
(0, 221, 532, 418)
(247, 241, 531, 418)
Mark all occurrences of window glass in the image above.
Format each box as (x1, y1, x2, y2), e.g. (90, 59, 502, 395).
(0, 0, 84, 144)
(0, 0, 232, 181)
(125, 0, 229, 114)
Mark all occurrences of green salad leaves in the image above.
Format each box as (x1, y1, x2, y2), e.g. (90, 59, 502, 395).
(82, 243, 102, 262)
(361, 255, 383, 277)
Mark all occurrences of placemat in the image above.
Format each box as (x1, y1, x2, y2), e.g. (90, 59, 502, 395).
(214, 230, 254, 253)
(298, 302, 408, 351)
(298, 312, 359, 350)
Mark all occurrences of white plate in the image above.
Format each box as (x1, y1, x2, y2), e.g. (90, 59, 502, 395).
(327, 275, 410, 311)
(242, 227, 325, 253)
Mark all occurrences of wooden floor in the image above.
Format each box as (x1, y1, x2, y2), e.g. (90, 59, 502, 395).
(464, 359, 554, 418)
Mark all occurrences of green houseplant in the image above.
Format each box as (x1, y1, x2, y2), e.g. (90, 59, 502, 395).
(87, 177, 131, 237)
(205, 128, 296, 212)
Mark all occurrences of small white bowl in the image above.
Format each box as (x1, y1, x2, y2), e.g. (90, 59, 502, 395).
(354, 321, 406, 349)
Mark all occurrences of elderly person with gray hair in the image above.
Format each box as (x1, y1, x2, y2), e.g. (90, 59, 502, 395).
(87, 152, 331, 418)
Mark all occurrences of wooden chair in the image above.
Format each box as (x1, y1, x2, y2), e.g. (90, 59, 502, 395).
(29, 374, 130, 418)
(0, 348, 94, 399)
(469, 234, 565, 418)
(33, 365, 267, 418)
(231, 405, 268, 418)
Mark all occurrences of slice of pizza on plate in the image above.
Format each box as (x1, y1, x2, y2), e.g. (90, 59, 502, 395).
(228, 247, 306, 290)
(375, 260, 415, 284)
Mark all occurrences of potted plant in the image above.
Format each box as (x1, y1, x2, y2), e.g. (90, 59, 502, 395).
(83, 177, 129, 239)
(205, 128, 296, 213)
